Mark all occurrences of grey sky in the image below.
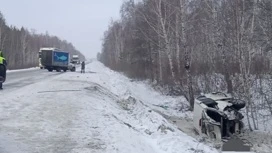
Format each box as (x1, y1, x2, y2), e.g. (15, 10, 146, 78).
(0, 0, 123, 58)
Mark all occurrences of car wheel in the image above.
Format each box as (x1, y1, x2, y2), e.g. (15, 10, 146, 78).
(209, 132, 216, 140)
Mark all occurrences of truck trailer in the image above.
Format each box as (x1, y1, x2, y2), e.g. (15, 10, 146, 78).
(40, 48, 71, 72)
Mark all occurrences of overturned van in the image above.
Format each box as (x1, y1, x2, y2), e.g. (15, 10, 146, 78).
(193, 92, 246, 141)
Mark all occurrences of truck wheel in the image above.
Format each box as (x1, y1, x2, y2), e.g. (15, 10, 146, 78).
(56, 69, 61, 72)
(48, 69, 53, 72)
(63, 69, 67, 72)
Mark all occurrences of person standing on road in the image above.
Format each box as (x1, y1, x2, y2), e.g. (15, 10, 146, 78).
(0, 50, 7, 90)
(81, 61, 85, 73)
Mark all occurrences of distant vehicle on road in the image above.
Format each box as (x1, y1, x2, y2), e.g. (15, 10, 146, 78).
(68, 62, 76, 72)
(71, 54, 80, 64)
(40, 48, 75, 72)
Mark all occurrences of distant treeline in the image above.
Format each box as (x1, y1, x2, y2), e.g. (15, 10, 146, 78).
(0, 11, 85, 69)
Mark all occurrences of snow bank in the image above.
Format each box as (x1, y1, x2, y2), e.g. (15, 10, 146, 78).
(0, 60, 218, 153)
(86, 61, 191, 118)
(85, 61, 272, 153)
(6, 67, 39, 73)
(80, 60, 219, 153)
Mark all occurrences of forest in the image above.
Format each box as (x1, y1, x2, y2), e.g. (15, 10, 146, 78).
(99, 0, 272, 131)
(0, 11, 85, 69)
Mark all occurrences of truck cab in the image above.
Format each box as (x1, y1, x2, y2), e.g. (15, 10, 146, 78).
(71, 55, 80, 64)
(38, 51, 44, 69)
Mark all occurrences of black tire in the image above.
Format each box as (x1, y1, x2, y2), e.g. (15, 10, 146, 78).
(63, 69, 67, 72)
(48, 69, 53, 72)
(56, 69, 61, 72)
(231, 99, 246, 110)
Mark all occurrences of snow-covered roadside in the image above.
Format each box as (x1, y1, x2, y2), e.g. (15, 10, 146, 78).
(0, 60, 218, 153)
(79, 60, 272, 153)
(72, 60, 219, 152)
(6, 67, 39, 73)
(85, 61, 191, 118)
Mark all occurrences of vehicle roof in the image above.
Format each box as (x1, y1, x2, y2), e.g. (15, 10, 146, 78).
(39, 47, 60, 51)
(196, 96, 217, 106)
(205, 93, 232, 101)
(196, 93, 233, 110)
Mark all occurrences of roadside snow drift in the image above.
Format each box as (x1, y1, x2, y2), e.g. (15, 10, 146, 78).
(6, 67, 39, 73)
(0, 60, 218, 153)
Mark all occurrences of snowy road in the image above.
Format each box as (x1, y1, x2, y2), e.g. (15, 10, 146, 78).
(4, 69, 63, 91)
(0, 61, 218, 153)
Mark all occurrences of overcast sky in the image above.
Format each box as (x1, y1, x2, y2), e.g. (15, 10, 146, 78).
(0, 0, 123, 58)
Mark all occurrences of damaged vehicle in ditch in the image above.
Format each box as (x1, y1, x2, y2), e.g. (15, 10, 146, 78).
(193, 92, 246, 141)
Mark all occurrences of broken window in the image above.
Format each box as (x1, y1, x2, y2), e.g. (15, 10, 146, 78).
(206, 109, 222, 123)
(197, 96, 218, 109)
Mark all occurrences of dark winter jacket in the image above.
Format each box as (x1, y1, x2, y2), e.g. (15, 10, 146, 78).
(81, 62, 85, 69)
(0, 51, 6, 79)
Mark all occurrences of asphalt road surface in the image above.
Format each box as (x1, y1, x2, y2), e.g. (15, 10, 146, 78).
(2, 69, 64, 92)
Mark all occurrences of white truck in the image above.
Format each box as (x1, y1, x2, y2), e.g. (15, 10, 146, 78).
(39, 48, 76, 72)
(71, 55, 80, 64)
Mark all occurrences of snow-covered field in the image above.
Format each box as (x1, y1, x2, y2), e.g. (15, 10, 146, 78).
(0, 60, 218, 153)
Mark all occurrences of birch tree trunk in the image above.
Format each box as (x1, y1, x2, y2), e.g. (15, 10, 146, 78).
(0, 16, 6, 50)
(157, 0, 176, 81)
(158, 37, 163, 83)
(185, 46, 194, 110)
(180, 0, 194, 110)
(21, 30, 28, 66)
(175, 12, 181, 78)
(238, 0, 258, 131)
(248, 0, 258, 130)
